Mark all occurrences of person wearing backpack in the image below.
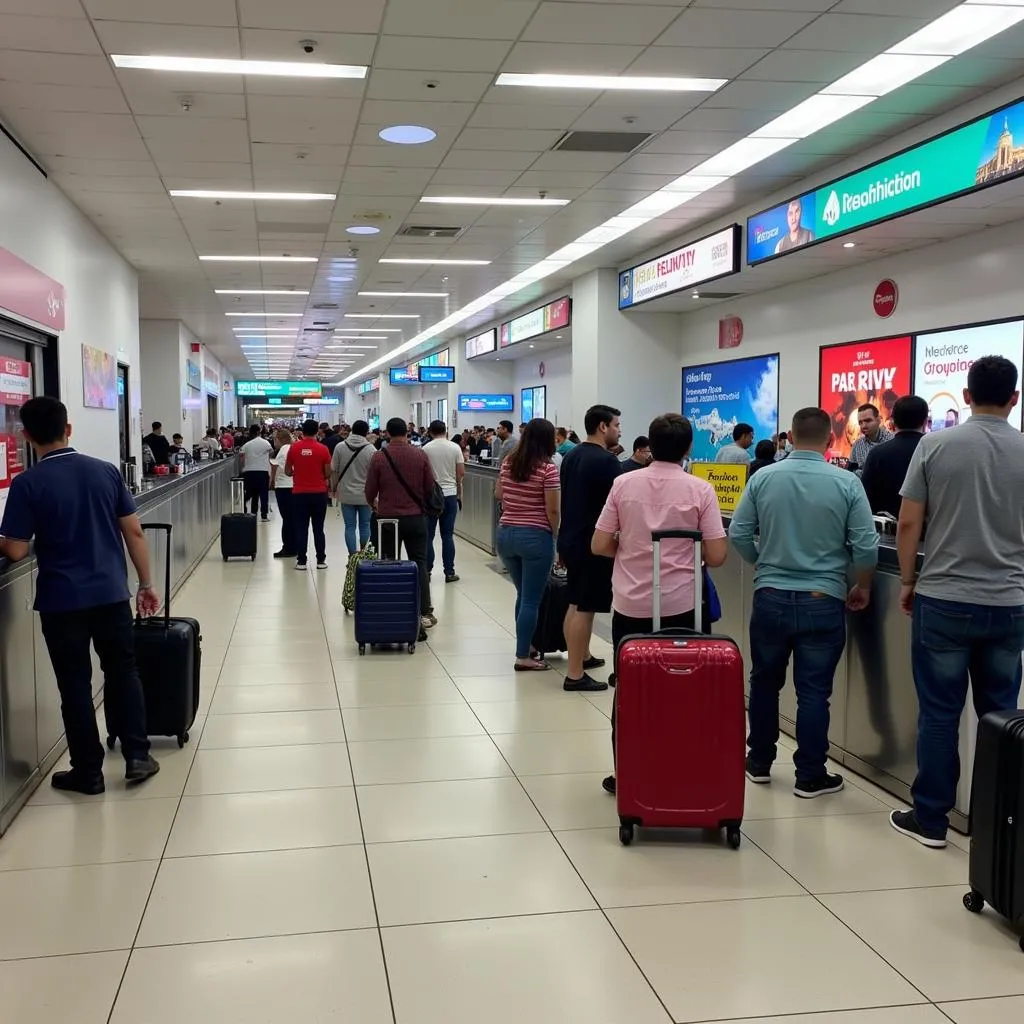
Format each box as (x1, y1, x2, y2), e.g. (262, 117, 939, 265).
(331, 419, 376, 555)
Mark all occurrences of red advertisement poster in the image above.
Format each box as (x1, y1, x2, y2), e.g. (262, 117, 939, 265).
(0, 358, 31, 495)
(818, 335, 912, 459)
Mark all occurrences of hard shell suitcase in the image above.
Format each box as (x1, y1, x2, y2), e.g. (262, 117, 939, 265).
(615, 529, 746, 848)
(354, 519, 420, 654)
(532, 570, 569, 657)
(963, 710, 1024, 951)
(105, 523, 202, 749)
(221, 477, 257, 561)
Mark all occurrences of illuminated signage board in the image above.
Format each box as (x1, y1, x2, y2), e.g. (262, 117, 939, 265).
(458, 393, 514, 413)
(465, 329, 497, 359)
(236, 380, 323, 398)
(500, 296, 570, 348)
(390, 367, 418, 385)
(619, 225, 740, 309)
(748, 95, 1024, 265)
(419, 365, 455, 383)
(357, 377, 379, 395)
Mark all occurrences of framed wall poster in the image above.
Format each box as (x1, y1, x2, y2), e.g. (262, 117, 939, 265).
(81, 344, 117, 410)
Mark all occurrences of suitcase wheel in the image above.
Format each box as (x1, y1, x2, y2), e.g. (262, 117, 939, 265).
(726, 827, 742, 850)
(963, 890, 985, 914)
(177, 731, 189, 749)
(407, 643, 415, 654)
(106, 735, 116, 750)
(222, 555, 228, 562)
(1020, 935, 1024, 954)
(618, 823, 634, 846)
(358, 645, 366, 656)
(251, 555, 256, 561)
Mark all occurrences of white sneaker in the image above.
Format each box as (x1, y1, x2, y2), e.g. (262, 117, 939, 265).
(294, 561, 307, 571)
(421, 614, 437, 629)
(316, 559, 327, 570)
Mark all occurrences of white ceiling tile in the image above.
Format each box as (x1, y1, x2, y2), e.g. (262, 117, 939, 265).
(365, 69, 493, 104)
(165, 176, 255, 192)
(251, 143, 349, 168)
(627, 46, 768, 78)
(343, 166, 436, 188)
(702, 80, 818, 112)
(571, 101, 698, 133)
(427, 168, 524, 189)
(468, 103, 586, 131)
(119, 85, 246, 119)
(640, 130, 744, 156)
(136, 115, 248, 147)
(831, 0, 958, 14)
(515, 165, 611, 186)
(501, 41, 644, 74)
(238, 0, 385, 33)
(782, 14, 928, 53)
(155, 160, 252, 179)
(455, 127, 565, 152)
(0, 15, 102, 54)
(615, 152, 707, 177)
(674, 106, 792, 134)
(0, 50, 117, 87)
(522, 2, 679, 46)
(239, 29, 377, 65)
(658, 8, 818, 48)
(0, 0, 81, 12)
(45, 156, 159, 176)
(383, 0, 537, 40)
(361, 100, 477, 130)
(27, 132, 151, 160)
(348, 144, 448, 170)
(57, 174, 166, 194)
(441, 149, 540, 172)
(739, 49, 865, 85)
(93, 21, 241, 58)
(146, 137, 252, 163)
(374, 35, 514, 73)
(84, 0, 239, 25)
(0, 81, 129, 114)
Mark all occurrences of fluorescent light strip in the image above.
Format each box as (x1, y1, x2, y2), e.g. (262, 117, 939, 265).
(226, 312, 303, 317)
(219, 289, 310, 295)
(378, 258, 490, 266)
(172, 190, 335, 201)
(333, 329, 403, 334)
(335, 1, 1024, 386)
(111, 55, 367, 79)
(495, 72, 725, 92)
(201, 255, 318, 263)
(751, 94, 875, 140)
(420, 196, 569, 207)
(358, 291, 448, 298)
(344, 313, 419, 319)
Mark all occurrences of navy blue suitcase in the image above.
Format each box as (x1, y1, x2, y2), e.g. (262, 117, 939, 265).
(354, 519, 421, 654)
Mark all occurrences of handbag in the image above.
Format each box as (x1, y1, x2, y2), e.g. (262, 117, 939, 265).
(382, 447, 445, 517)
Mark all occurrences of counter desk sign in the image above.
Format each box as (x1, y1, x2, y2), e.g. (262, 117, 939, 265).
(690, 463, 747, 515)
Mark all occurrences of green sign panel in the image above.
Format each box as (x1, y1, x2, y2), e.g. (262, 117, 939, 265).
(747, 95, 1024, 264)
(236, 380, 323, 398)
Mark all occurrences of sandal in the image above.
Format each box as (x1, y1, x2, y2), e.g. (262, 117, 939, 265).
(514, 658, 551, 672)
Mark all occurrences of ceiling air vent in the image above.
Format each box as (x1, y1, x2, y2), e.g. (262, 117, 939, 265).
(311, 302, 339, 310)
(551, 130, 653, 154)
(694, 291, 742, 300)
(303, 327, 332, 334)
(397, 224, 462, 239)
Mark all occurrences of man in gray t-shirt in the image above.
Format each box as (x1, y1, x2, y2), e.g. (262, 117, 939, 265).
(891, 355, 1024, 849)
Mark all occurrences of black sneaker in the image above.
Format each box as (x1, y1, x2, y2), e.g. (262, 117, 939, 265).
(745, 756, 771, 784)
(608, 672, 616, 688)
(793, 772, 844, 799)
(583, 656, 606, 671)
(563, 672, 608, 693)
(889, 809, 947, 849)
(51, 769, 105, 795)
(273, 549, 295, 559)
(445, 573, 460, 583)
(125, 755, 161, 785)
(602, 775, 616, 795)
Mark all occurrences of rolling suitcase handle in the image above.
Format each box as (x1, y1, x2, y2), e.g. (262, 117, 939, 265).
(140, 522, 173, 627)
(651, 529, 703, 633)
(376, 517, 403, 561)
(231, 477, 246, 514)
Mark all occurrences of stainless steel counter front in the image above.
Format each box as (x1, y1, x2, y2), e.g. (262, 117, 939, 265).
(456, 462, 500, 556)
(0, 457, 238, 835)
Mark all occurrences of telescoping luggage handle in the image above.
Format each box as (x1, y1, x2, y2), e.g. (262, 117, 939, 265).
(140, 522, 173, 626)
(651, 529, 703, 634)
(231, 476, 245, 514)
(376, 517, 403, 561)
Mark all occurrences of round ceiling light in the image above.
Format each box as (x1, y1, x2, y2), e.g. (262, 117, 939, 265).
(379, 125, 436, 145)
(347, 224, 380, 235)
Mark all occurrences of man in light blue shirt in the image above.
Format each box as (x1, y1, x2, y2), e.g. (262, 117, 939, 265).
(730, 407, 878, 799)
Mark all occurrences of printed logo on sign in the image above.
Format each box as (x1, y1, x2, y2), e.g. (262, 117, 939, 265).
(620, 272, 631, 303)
(823, 191, 841, 227)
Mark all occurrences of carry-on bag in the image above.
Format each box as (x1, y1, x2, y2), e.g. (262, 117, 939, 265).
(532, 569, 569, 657)
(615, 529, 745, 848)
(963, 709, 1024, 951)
(221, 477, 257, 561)
(354, 518, 420, 654)
(342, 541, 377, 613)
(106, 522, 202, 749)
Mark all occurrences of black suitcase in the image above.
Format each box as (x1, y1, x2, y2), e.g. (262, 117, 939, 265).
(963, 709, 1024, 951)
(106, 523, 202, 750)
(532, 570, 569, 658)
(221, 477, 257, 561)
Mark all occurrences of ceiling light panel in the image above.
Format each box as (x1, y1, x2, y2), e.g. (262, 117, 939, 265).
(111, 55, 367, 79)
(821, 54, 952, 97)
(378, 258, 491, 265)
(343, 313, 419, 319)
(891, 4, 1024, 56)
(171, 191, 335, 201)
(495, 73, 726, 92)
(201, 256, 318, 263)
(420, 197, 570, 207)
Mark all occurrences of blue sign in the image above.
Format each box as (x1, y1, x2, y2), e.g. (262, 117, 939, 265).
(521, 387, 534, 423)
(419, 365, 455, 383)
(682, 354, 780, 463)
(389, 367, 418, 385)
(458, 393, 514, 413)
(746, 193, 817, 264)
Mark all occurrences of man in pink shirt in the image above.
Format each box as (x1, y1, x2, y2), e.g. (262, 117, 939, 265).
(592, 412, 729, 794)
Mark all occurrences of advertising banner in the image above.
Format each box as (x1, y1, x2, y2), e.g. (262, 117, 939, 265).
(0, 358, 31, 406)
(748, 95, 1024, 264)
(82, 344, 117, 410)
(390, 367, 418, 385)
(358, 377, 380, 395)
(914, 319, 1024, 431)
(458, 393, 514, 413)
(419, 365, 455, 383)
(237, 380, 323, 398)
(0, 246, 66, 332)
(691, 464, 747, 515)
(819, 335, 913, 459)
(682, 354, 779, 463)
(618, 225, 740, 309)
(500, 296, 570, 348)
(465, 329, 497, 359)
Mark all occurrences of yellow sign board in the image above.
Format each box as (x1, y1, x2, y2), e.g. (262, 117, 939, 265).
(691, 463, 747, 514)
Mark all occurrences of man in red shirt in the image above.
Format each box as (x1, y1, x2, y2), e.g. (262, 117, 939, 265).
(285, 419, 332, 570)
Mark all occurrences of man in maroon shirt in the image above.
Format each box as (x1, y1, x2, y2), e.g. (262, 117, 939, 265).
(285, 419, 332, 570)
(365, 417, 437, 629)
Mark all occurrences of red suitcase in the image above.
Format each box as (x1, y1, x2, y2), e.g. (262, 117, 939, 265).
(615, 529, 746, 848)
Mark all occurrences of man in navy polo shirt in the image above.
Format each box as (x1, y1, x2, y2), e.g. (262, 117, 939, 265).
(0, 397, 161, 794)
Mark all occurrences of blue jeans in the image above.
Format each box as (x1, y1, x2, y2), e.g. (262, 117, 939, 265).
(747, 588, 847, 785)
(497, 525, 554, 659)
(911, 594, 1024, 834)
(428, 495, 459, 576)
(341, 503, 371, 555)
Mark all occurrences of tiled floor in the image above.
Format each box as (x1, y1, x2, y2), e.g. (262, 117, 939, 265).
(2, 527, 1021, 1024)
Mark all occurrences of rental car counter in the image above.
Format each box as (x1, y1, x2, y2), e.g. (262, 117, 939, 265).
(0, 456, 238, 835)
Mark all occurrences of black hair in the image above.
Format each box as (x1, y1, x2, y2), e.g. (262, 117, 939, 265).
(248, 424, 260, 437)
(301, 419, 318, 436)
(20, 396, 68, 445)
(584, 404, 619, 435)
(632, 435, 650, 453)
(791, 407, 832, 446)
(498, 419, 514, 433)
(648, 413, 693, 463)
(892, 395, 929, 431)
(351, 420, 369, 436)
(318, 422, 329, 431)
(429, 419, 446, 436)
(857, 403, 880, 416)
(754, 439, 776, 462)
(968, 355, 1018, 408)
(506, 418, 555, 482)
(555, 426, 568, 440)
(732, 422, 754, 442)
(151, 421, 161, 431)
(386, 417, 407, 437)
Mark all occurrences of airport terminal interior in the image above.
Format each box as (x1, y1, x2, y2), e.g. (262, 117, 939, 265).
(4, 0, 1024, 1021)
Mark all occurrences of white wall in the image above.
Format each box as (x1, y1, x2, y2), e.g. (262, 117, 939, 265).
(678, 220, 1024, 424)
(0, 129, 140, 465)
(512, 346, 573, 428)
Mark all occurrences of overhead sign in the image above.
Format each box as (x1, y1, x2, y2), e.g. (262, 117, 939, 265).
(458, 393, 514, 413)
(618, 225, 740, 309)
(747, 95, 1024, 264)
(691, 464, 747, 515)
(390, 367, 418, 385)
(236, 380, 323, 398)
(465, 329, 497, 359)
(0, 246, 66, 332)
(500, 296, 570, 348)
(873, 279, 899, 318)
(419, 365, 455, 383)
(357, 377, 379, 395)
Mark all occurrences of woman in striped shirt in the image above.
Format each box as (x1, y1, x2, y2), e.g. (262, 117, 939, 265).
(495, 418, 561, 671)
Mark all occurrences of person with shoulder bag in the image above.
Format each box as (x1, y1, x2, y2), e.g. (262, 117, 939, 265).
(331, 419, 376, 555)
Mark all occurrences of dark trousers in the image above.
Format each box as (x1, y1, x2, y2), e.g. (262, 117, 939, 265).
(747, 588, 846, 786)
(610, 609, 698, 764)
(375, 513, 432, 615)
(293, 491, 329, 564)
(911, 594, 1024, 834)
(40, 601, 150, 773)
(274, 487, 296, 554)
(244, 470, 270, 517)
(428, 495, 459, 576)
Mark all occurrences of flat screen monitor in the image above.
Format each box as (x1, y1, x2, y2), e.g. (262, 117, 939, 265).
(419, 365, 455, 383)
(389, 367, 418, 385)
(457, 393, 514, 413)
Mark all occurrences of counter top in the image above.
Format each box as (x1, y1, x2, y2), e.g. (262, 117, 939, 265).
(464, 461, 500, 474)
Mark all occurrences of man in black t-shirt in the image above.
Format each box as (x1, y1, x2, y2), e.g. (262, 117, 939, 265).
(558, 404, 621, 692)
(143, 421, 171, 466)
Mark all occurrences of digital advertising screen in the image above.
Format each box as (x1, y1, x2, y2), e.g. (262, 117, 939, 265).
(682, 353, 779, 463)
(419, 365, 455, 383)
(500, 296, 570, 348)
(521, 387, 533, 424)
(457, 393, 514, 413)
(914, 319, 1024, 431)
(747, 193, 817, 264)
(465, 329, 497, 359)
(819, 335, 913, 459)
(389, 367, 418, 385)
(236, 380, 323, 399)
(358, 377, 379, 395)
